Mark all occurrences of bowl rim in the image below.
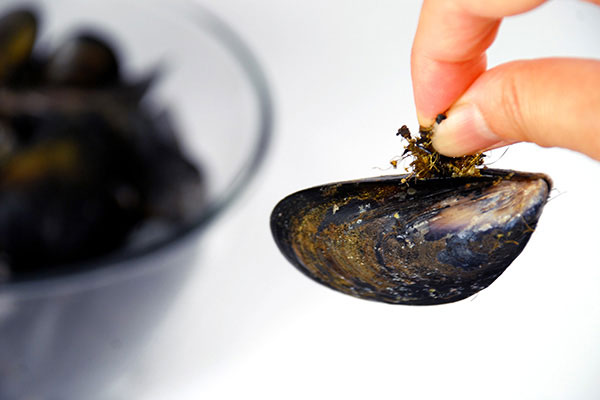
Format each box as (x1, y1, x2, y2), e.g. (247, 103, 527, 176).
(0, 0, 273, 296)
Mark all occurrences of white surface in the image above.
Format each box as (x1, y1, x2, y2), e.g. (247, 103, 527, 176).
(112, 1, 600, 398)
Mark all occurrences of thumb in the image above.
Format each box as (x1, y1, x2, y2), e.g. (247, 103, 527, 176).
(432, 58, 600, 160)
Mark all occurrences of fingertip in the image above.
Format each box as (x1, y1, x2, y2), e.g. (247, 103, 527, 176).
(432, 102, 504, 156)
(440, 58, 600, 160)
(417, 113, 435, 129)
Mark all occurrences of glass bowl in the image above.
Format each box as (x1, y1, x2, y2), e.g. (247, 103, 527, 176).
(0, 0, 272, 398)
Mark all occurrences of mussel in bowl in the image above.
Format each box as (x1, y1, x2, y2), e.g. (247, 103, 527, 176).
(0, 8, 205, 281)
(271, 122, 551, 305)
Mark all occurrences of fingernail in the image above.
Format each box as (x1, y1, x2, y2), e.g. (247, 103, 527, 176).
(432, 103, 502, 156)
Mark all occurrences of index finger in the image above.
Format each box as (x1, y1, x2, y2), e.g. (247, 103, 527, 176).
(411, 0, 547, 126)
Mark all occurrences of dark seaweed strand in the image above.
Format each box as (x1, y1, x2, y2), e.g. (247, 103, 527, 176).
(397, 113, 485, 179)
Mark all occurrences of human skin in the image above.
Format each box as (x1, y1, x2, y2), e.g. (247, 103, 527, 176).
(411, 0, 600, 160)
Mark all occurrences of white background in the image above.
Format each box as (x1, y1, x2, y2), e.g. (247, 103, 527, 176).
(113, 1, 600, 398)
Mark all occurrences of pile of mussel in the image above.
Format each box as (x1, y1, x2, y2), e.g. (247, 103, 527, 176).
(0, 9, 204, 279)
(271, 122, 552, 305)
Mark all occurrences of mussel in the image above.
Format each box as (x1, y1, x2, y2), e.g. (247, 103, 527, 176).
(0, 8, 204, 279)
(0, 9, 37, 84)
(45, 33, 120, 87)
(271, 167, 551, 305)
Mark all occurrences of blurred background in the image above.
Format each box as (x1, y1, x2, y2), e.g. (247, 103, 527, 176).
(89, 0, 600, 398)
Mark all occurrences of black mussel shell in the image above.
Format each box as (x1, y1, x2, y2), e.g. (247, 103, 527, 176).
(0, 9, 37, 84)
(0, 112, 147, 269)
(0, 105, 204, 275)
(45, 33, 120, 88)
(271, 169, 551, 305)
(0, 8, 206, 280)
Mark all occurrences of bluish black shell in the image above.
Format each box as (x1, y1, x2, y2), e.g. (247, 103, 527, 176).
(271, 169, 551, 305)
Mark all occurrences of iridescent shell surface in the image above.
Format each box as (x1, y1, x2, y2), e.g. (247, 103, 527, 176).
(271, 169, 551, 305)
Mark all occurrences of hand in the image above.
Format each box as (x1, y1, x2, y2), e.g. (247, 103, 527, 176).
(411, 0, 600, 160)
